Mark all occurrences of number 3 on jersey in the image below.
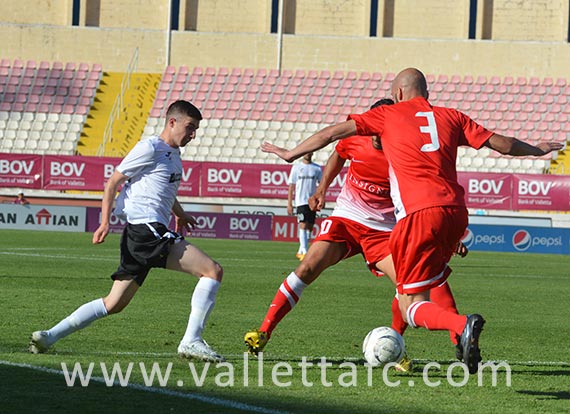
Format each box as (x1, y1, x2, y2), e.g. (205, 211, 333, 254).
(416, 111, 440, 152)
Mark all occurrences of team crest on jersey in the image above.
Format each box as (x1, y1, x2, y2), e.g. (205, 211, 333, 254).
(169, 172, 182, 183)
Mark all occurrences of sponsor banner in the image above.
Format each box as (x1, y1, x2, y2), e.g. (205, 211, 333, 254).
(177, 213, 272, 240)
(5, 152, 570, 212)
(0, 204, 85, 232)
(272, 215, 325, 242)
(461, 224, 570, 255)
(458, 172, 512, 210)
(43, 155, 122, 191)
(324, 167, 349, 203)
(85, 210, 273, 240)
(177, 161, 201, 196)
(512, 173, 570, 210)
(200, 162, 292, 198)
(0, 153, 43, 189)
(85, 207, 127, 234)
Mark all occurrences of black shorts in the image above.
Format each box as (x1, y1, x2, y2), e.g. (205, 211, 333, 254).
(112, 222, 184, 286)
(296, 204, 316, 225)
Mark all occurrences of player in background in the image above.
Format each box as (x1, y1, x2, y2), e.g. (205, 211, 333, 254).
(29, 100, 225, 362)
(287, 152, 322, 260)
(261, 68, 563, 373)
(246, 99, 466, 370)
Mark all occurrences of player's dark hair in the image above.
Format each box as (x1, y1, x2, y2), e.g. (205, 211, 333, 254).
(370, 98, 394, 109)
(166, 100, 203, 121)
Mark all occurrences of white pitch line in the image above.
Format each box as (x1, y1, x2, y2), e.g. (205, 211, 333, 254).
(0, 360, 290, 414)
(0, 251, 116, 261)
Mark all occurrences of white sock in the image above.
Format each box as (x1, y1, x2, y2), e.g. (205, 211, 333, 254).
(286, 272, 308, 298)
(299, 229, 309, 253)
(181, 277, 221, 344)
(46, 298, 108, 346)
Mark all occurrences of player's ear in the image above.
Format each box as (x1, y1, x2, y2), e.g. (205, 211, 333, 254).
(395, 87, 403, 102)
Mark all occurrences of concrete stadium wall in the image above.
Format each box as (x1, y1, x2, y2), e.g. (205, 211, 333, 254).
(291, 0, 371, 36)
(1, 0, 570, 77)
(3, 0, 73, 25)
(388, 0, 471, 39)
(96, 0, 169, 30)
(0, 24, 168, 70)
(489, 0, 569, 41)
(193, 0, 272, 33)
(7, 0, 567, 42)
(3, 22, 569, 79)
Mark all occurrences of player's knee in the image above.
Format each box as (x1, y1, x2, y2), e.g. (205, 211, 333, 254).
(294, 262, 317, 284)
(103, 297, 128, 315)
(205, 261, 223, 282)
(398, 301, 411, 323)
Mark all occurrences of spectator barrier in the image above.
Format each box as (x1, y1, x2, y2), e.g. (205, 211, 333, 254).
(1, 152, 570, 210)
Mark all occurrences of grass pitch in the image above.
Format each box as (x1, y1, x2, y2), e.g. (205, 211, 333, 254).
(0, 230, 569, 413)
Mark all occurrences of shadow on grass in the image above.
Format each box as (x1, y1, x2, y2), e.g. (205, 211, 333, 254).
(509, 368, 570, 377)
(516, 390, 570, 400)
(0, 364, 437, 414)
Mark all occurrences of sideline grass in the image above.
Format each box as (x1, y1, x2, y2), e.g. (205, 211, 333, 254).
(1, 230, 569, 413)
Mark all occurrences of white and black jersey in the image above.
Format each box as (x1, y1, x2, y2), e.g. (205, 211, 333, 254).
(114, 135, 182, 226)
(287, 161, 322, 207)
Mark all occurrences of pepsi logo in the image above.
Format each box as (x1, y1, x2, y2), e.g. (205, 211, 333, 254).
(461, 228, 474, 248)
(512, 230, 532, 251)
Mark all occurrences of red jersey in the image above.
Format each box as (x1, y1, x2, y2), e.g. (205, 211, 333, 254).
(349, 97, 493, 220)
(333, 135, 395, 231)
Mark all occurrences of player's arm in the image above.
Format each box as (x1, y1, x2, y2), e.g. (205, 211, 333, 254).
(172, 198, 198, 234)
(484, 134, 563, 156)
(309, 151, 346, 211)
(93, 170, 129, 244)
(261, 120, 357, 163)
(287, 184, 295, 215)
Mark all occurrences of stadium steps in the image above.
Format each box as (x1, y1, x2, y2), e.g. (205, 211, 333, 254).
(106, 73, 161, 156)
(76, 71, 123, 156)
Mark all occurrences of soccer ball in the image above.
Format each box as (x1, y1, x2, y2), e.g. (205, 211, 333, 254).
(362, 326, 405, 367)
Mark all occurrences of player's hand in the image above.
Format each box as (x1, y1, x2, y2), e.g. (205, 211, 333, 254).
(309, 191, 326, 211)
(453, 241, 469, 258)
(261, 142, 293, 163)
(287, 205, 293, 215)
(175, 214, 197, 235)
(536, 142, 564, 155)
(92, 224, 110, 244)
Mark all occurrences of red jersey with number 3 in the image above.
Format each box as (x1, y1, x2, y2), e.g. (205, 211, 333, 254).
(349, 97, 493, 221)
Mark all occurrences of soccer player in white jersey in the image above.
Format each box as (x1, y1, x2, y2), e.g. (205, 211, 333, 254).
(29, 100, 224, 362)
(287, 152, 322, 260)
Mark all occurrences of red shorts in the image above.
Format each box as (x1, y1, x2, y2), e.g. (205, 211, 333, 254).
(314, 216, 391, 276)
(390, 206, 468, 295)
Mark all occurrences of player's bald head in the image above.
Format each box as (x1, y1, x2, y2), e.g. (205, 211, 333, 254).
(391, 68, 429, 103)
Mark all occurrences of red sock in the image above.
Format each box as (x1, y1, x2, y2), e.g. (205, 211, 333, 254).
(391, 295, 408, 335)
(407, 301, 467, 337)
(259, 274, 305, 336)
(431, 281, 459, 345)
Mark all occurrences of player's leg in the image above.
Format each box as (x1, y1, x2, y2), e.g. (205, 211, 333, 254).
(167, 240, 224, 362)
(365, 236, 413, 372)
(296, 205, 316, 260)
(430, 280, 461, 351)
(297, 221, 310, 259)
(245, 240, 348, 355)
(392, 207, 485, 374)
(29, 278, 139, 354)
(360, 231, 406, 334)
